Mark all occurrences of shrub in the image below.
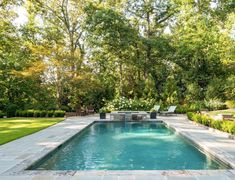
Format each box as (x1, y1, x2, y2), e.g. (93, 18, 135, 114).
(27, 110, 34, 117)
(15, 110, 21, 117)
(177, 102, 206, 114)
(225, 100, 235, 109)
(187, 112, 235, 135)
(211, 120, 222, 130)
(103, 97, 156, 112)
(20, 110, 28, 117)
(40, 110, 47, 117)
(6, 104, 18, 117)
(201, 116, 212, 127)
(204, 99, 227, 111)
(54, 110, 65, 117)
(0, 111, 5, 118)
(47, 110, 54, 117)
(61, 105, 70, 112)
(34, 110, 41, 117)
(191, 113, 201, 123)
(229, 123, 235, 135)
(187, 112, 194, 120)
(176, 106, 189, 114)
(189, 101, 205, 111)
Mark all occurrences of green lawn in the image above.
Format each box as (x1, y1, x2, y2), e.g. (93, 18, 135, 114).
(208, 109, 235, 116)
(0, 117, 64, 145)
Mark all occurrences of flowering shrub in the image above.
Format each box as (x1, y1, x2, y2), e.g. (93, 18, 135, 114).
(103, 97, 156, 112)
(204, 99, 226, 110)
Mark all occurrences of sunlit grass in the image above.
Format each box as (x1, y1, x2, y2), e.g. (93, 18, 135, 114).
(0, 117, 64, 145)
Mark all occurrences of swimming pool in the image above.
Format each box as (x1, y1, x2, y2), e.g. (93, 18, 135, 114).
(30, 121, 229, 170)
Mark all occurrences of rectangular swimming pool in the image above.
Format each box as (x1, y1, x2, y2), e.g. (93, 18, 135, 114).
(29, 121, 229, 170)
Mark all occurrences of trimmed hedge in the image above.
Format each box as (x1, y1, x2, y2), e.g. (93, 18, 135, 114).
(47, 110, 54, 117)
(187, 112, 235, 135)
(0, 109, 66, 118)
(0, 110, 5, 118)
(15, 110, 65, 118)
(54, 110, 66, 117)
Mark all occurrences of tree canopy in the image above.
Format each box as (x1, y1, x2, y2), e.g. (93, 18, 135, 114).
(0, 0, 234, 113)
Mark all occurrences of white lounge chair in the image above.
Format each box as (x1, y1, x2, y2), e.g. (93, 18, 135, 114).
(160, 106, 176, 115)
(153, 105, 160, 112)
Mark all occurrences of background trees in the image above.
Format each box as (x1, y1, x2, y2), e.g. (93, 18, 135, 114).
(0, 0, 234, 114)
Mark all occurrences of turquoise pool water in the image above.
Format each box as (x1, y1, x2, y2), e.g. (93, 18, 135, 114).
(32, 121, 228, 170)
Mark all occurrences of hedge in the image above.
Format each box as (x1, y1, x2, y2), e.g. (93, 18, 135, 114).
(0, 109, 66, 118)
(14, 110, 65, 118)
(0, 110, 5, 118)
(187, 112, 235, 135)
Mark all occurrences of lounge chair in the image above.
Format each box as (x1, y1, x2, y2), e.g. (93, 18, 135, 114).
(160, 106, 176, 115)
(147, 105, 160, 113)
(153, 105, 160, 112)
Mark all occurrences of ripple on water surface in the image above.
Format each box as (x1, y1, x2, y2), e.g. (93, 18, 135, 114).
(33, 121, 229, 170)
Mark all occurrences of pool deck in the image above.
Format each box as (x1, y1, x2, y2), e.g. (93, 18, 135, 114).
(0, 114, 235, 180)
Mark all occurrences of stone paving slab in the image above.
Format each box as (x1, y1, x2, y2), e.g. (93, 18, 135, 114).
(0, 114, 235, 180)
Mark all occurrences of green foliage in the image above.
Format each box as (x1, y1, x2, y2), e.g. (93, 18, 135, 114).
(187, 112, 235, 135)
(5, 104, 18, 117)
(185, 83, 202, 102)
(225, 75, 235, 99)
(176, 106, 189, 114)
(40, 110, 47, 117)
(221, 121, 235, 135)
(0, 110, 5, 118)
(0, 1, 234, 113)
(162, 76, 179, 104)
(99, 107, 107, 113)
(33, 110, 41, 117)
(150, 108, 157, 112)
(211, 120, 222, 130)
(205, 78, 226, 100)
(14, 110, 65, 118)
(226, 100, 235, 109)
(176, 102, 205, 114)
(47, 110, 54, 117)
(186, 112, 194, 120)
(27, 110, 34, 117)
(54, 110, 65, 117)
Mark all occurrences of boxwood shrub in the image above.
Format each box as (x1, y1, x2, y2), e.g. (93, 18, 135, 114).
(187, 112, 235, 135)
(9, 109, 65, 118)
(0, 111, 5, 118)
(27, 110, 34, 117)
(40, 110, 47, 117)
(34, 110, 41, 117)
(54, 110, 65, 117)
(21, 110, 27, 117)
(47, 110, 54, 117)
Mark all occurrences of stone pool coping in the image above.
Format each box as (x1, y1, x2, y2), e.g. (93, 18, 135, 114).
(0, 114, 235, 180)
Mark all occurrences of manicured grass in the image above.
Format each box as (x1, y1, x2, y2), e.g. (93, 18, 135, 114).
(0, 117, 64, 145)
(208, 109, 235, 116)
